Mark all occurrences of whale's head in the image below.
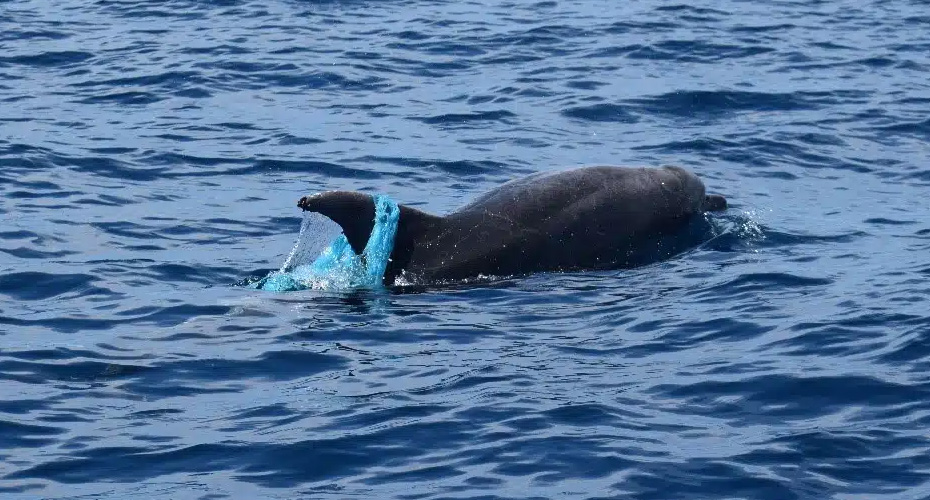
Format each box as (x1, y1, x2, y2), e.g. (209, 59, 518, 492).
(659, 165, 728, 213)
(297, 191, 376, 255)
(703, 194, 728, 212)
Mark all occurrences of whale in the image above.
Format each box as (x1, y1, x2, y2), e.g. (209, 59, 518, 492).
(297, 165, 727, 285)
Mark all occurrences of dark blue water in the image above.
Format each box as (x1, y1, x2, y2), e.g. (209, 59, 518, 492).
(2, 0, 929, 498)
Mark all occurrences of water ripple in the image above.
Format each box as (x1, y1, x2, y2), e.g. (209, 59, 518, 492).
(2, 0, 929, 499)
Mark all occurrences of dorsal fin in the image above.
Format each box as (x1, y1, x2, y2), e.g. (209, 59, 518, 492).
(298, 191, 376, 255)
(297, 192, 443, 269)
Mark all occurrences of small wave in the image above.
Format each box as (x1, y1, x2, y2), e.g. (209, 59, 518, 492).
(731, 23, 796, 33)
(653, 374, 928, 419)
(353, 155, 506, 176)
(0, 272, 103, 301)
(0, 303, 232, 333)
(0, 420, 65, 449)
(0, 358, 151, 385)
(606, 20, 677, 33)
(637, 40, 775, 62)
(627, 90, 816, 117)
(76, 91, 164, 105)
(760, 229, 867, 247)
(0, 29, 70, 42)
(0, 51, 93, 67)
(410, 110, 517, 125)
(864, 217, 918, 226)
(70, 71, 204, 89)
(878, 117, 930, 138)
(561, 103, 639, 123)
(702, 272, 832, 296)
(0, 247, 77, 259)
(654, 4, 728, 16)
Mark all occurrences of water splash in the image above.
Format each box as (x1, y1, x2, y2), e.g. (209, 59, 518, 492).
(255, 194, 400, 291)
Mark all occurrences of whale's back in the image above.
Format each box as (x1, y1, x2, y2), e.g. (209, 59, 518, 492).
(402, 165, 717, 281)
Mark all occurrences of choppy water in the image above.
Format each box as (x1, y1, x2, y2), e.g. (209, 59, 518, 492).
(2, 0, 929, 499)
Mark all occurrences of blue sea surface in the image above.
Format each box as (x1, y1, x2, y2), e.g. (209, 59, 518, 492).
(2, 1, 930, 499)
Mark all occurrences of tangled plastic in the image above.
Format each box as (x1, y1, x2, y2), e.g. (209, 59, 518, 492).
(255, 194, 400, 291)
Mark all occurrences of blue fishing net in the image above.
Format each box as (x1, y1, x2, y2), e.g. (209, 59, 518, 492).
(255, 194, 400, 291)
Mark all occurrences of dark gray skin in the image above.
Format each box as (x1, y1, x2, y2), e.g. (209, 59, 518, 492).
(297, 165, 727, 285)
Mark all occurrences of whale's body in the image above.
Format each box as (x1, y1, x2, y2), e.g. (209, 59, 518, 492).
(298, 165, 727, 285)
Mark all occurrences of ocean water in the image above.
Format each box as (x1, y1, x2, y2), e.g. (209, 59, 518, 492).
(1, 0, 929, 498)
